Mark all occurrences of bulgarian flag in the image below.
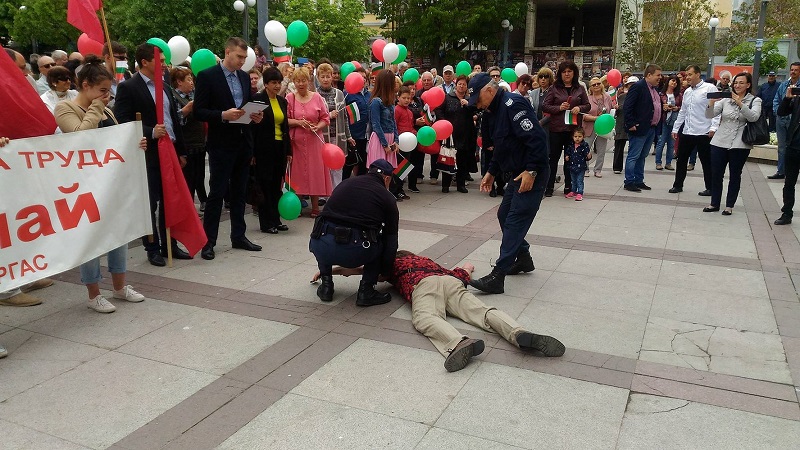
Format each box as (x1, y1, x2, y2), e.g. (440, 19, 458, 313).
(423, 103, 436, 125)
(345, 102, 360, 125)
(273, 46, 291, 63)
(565, 110, 582, 126)
(608, 87, 618, 107)
(393, 157, 413, 180)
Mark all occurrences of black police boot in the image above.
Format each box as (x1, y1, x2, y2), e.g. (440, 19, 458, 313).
(507, 250, 535, 275)
(356, 281, 391, 307)
(317, 275, 334, 302)
(469, 267, 506, 294)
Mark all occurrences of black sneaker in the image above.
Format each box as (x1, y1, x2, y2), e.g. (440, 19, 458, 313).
(409, 187, 420, 193)
(469, 268, 505, 294)
(669, 187, 682, 193)
(507, 251, 534, 275)
(698, 189, 711, 196)
(767, 173, 785, 180)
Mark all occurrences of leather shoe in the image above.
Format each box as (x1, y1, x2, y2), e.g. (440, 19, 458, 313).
(668, 187, 682, 193)
(201, 244, 215, 260)
(698, 189, 712, 196)
(767, 173, 785, 179)
(775, 215, 793, 225)
(147, 251, 166, 267)
(356, 281, 391, 307)
(276, 224, 289, 231)
(489, 188, 497, 197)
(703, 206, 720, 212)
(444, 338, 485, 372)
(636, 183, 652, 190)
(442, 186, 450, 193)
(507, 251, 535, 275)
(623, 184, 641, 192)
(456, 186, 469, 193)
(469, 267, 505, 294)
(261, 227, 279, 234)
(317, 275, 334, 302)
(160, 247, 192, 260)
(516, 331, 566, 357)
(232, 237, 262, 251)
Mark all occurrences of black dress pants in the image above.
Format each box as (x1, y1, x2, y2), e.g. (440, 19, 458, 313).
(782, 148, 800, 218)
(547, 130, 572, 194)
(672, 133, 711, 190)
(613, 139, 627, 173)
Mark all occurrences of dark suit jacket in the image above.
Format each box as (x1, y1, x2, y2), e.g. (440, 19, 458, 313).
(113, 72, 185, 168)
(778, 96, 800, 150)
(251, 92, 291, 181)
(194, 64, 253, 151)
(623, 79, 661, 137)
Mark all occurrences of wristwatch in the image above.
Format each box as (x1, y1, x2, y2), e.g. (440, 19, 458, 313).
(527, 170, 537, 178)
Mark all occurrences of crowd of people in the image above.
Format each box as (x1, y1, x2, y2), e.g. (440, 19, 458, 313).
(3, 39, 800, 371)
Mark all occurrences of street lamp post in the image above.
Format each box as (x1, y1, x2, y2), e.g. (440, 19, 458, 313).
(706, 16, 719, 79)
(751, 0, 770, 91)
(501, 19, 510, 68)
(233, 0, 256, 42)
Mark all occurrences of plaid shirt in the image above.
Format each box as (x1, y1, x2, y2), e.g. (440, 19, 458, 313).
(389, 255, 470, 302)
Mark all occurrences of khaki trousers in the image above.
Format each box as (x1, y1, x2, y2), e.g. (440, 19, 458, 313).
(411, 275, 522, 356)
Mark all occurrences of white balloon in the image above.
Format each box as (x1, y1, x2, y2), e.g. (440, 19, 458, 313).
(167, 36, 191, 66)
(514, 62, 529, 77)
(264, 20, 287, 47)
(398, 132, 418, 152)
(185, 56, 192, 64)
(382, 43, 399, 66)
(233, 0, 245, 12)
(242, 46, 256, 72)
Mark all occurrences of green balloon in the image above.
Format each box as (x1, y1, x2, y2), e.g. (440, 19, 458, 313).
(417, 126, 436, 146)
(146, 38, 172, 66)
(191, 49, 217, 75)
(287, 20, 309, 47)
(341, 61, 356, 79)
(278, 191, 302, 220)
(455, 60, 471, 77)
(501, 67, 516, 83)
(594, 113, 616, 136)
(402, 67, 420, 83)
(393, 44, 407, 64)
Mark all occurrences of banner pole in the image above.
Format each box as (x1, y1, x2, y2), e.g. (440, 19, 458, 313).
(98, 7, 116, 76)
(166, 227, 173, 267)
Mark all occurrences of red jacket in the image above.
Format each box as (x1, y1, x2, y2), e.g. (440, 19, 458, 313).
(394, 104, 415, 134)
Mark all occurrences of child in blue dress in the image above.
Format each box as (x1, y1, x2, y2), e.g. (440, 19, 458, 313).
(564, 128, 592, 201)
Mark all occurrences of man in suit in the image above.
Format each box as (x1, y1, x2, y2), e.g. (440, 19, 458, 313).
(115, 43, 191, 266)
(194, 37, 264, 260)
(622, 64, 662, 192)
(774, 84, 800, 225)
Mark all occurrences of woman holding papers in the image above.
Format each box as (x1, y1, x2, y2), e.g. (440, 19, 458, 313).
(54, 56, 146, 314)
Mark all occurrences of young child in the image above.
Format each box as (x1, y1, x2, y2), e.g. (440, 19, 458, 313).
(392, 86, 415, 200)
(564, 128, 592, 201)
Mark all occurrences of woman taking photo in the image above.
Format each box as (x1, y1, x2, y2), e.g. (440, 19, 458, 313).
(703, 72, 761, 216)
(581, 76, 614, 178)
(40, 65, 78, 114)
(286, 67, 331, 218)
(654, 75, 682, 171)
(170, 66, 208, 212)
(54, 56, 146, 313)
(316, 63, 353, 189)
(435, 74, 477, 193)
(252, 67, 292, 233)
(542, 60, 590, 197)
(366, 69, 398, 167)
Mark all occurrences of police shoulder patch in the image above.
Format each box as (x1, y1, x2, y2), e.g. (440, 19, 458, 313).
(520, 118, 534, 131)
(512, 110, 526, 121)
(505, 98, 513, 106)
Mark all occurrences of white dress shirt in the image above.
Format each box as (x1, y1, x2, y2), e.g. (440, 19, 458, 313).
(672, 81, 719, 135)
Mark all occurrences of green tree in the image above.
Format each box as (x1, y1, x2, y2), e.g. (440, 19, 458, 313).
(271, 0, 370, 62)
(372, 0, 529, 68)
(725, 39, 788, 75)
(720, 0, 800, 53)
(9, 0, 78, 53)
(619, 0, 721, 71)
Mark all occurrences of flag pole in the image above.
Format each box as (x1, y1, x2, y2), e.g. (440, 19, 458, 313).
(98, 6, 116, 76)
(152, 47, 174, 268)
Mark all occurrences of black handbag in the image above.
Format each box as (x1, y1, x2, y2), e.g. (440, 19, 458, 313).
(742, 97, 769, 145)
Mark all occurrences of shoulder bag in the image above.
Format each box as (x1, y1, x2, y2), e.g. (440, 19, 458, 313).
(742, 96, 769, 145)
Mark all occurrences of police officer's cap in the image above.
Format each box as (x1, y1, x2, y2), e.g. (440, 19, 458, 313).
(467, 72, 492, 108)
(369, 159, 394, 175)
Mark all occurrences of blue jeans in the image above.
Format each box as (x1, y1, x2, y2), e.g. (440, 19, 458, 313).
(80, 244, 127, 284)
(655, 116, 676, 166)
(495, 167, 549, 272)
(625, 127, 656, 185)
(776, 115, 791, 175)
(570, 168, 585, 194)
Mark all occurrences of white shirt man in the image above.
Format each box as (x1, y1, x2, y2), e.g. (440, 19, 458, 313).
(35, 55, 55, 94)
(441, 65, 455, 94)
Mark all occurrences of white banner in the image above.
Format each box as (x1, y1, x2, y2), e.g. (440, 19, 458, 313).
(0, 122, 151, 292)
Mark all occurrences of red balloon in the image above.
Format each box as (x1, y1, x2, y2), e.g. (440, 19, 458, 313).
(607, 69, 622, 87)
(418, 140, 441, 155)
(351, 61, 362, 69)
(476, 136, 483, 148)
(344, 72, 365, 94)
(372, 39, 387, 62)
(421, 87, 445, 109)
(77, 33, 105, 57)
(432, 120, 453, 140)
(415, 79, 422, 91)
(322, 143, 345, 170)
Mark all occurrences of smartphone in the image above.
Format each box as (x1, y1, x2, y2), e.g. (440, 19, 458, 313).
(791, 87, 800, 95)
(707, 91, 732, 99)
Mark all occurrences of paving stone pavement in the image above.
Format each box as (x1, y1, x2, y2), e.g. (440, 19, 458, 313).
(2, 158, 800, 449)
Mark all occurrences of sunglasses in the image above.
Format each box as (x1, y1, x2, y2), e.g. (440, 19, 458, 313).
(490, 74, 501, 79)
(590, 83, 602, 87)
(538, 75, 550, 79)
(40, 63, 55, 69)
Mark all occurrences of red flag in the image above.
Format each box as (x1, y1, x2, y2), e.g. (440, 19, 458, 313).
(0, 51, 57, 139)
(67, 0, 104, 43)
(153, 48, 207, 256)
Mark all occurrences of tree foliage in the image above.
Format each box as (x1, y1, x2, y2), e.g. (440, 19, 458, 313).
(8, 0, 78, 52)
(372, 0, 529, 67)
(619, 0, 721, 71)
(725, 39, 787, 75)
(720, 0, 800, 53)
(271, 0, 370, 62)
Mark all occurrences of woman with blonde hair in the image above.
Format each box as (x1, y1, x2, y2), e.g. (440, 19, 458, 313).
(581, 76, 614, 177)
(286, 67, 331, 217)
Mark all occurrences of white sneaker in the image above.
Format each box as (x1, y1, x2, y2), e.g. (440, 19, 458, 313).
(88, 295, 116, 313)
(113, 285, 145, 303)
(0, 344, 8, 358)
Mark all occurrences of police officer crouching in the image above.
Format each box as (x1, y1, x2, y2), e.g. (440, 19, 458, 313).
(310, 159, 400, 306)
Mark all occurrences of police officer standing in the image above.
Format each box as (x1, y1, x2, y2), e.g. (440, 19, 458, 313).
(310, 159, 400, 306)
(466, 73, 550, 294)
